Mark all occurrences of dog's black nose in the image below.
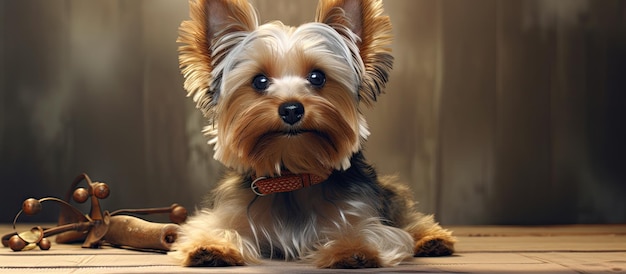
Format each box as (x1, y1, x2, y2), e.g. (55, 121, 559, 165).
(278, 101, 304, 125)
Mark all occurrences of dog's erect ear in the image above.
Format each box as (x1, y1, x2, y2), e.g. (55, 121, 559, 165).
(316, 0, 393, 107)
(178, 0, 257, 117)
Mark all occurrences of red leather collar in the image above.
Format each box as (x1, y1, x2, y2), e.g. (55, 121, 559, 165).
(250, 171, 326, 196)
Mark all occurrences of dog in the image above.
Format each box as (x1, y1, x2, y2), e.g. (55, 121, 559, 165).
(170, 0, 456, 268)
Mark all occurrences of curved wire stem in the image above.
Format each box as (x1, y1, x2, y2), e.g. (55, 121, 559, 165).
(12, 197, 88, 232)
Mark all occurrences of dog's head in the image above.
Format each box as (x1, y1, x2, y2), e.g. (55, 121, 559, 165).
(178, 0, 392, 178)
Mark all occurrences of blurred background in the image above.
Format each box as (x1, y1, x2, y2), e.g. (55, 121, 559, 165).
(0, 0, 624, 225)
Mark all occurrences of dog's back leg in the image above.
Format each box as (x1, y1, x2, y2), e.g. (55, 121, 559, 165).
(379, 176, 456, 257)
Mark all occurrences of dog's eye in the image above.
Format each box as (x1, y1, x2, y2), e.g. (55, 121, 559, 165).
(252, 74, 270, 91)
(307, 70, 326, 88)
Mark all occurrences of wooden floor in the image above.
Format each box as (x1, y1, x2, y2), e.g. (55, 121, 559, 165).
(1, 224, 625, 273)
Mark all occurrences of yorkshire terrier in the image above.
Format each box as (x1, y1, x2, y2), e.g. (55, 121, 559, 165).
(170, 0, 456, 268)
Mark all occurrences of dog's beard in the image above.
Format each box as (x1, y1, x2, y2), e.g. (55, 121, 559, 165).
(214, 83, 362, 178)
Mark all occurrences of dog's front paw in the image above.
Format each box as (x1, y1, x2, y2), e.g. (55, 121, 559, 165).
(414, 236, 455, 257)
(326, 250, 382, 269)
(183, 245, 245, 267)
(314, 242, 382, 268)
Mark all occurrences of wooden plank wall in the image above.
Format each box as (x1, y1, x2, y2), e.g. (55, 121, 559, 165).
(0, 0, 624, 225)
